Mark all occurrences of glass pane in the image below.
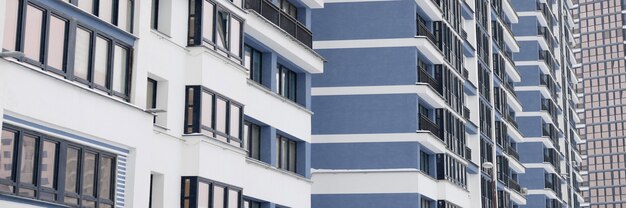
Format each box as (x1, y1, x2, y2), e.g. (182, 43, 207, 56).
(48, 16, 67, 71)
(74, 28, 91, 80)
(82, 200, 96, 208)
(94, 37, 110, 87)
(99, 0, 114, 23)
(203, 1, 214, 42)
(64, 196, 79, 205)
(82, 152, 97, 196)
(0, 130, 15, 180)
(24, 5, 44, 62)
(184, 179, 190, 197)
(18, 188, 35, 197)
(2, 0, 20, 50)
(213, 185, 225, 208)
(216, 98, 227, 133)
(40, 141, 57, 188)
(99, 157, 113, 200)
(118, 0, 132, 32)
(201, 92, 214, 128)
(252, 51, 262, 82)
(78, 0, 94, 14)
(99, 204, 113, 208)
(229, 105, 240, 138)
(215, 10, 229, 49)
(288, 141, 296, 172)
(280, 138, 287, 169)
(40, 191, 55, 201)
(250, 125, 260, 159)
(147, 79, 156, 108)
(112, 45, 128, 93)
(229, 18, 241, 57)
(65, 148, 79, 193)
(244, 46, 251, 70)
(198, 182, 209, 208)
(19, 135, 37, 184)
(228, 190, 239, 208)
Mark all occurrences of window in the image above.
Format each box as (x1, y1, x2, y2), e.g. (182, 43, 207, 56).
(244, 122, 261, 160)
(244, 45, 263, 84)
(276, 135, 297, 173)
(420, 198, 432, 208)
(147, 78, 158, 109)
(188, 0, 243, 62)
(2, 0, 20, 51)
(151, 0, 160, 29)
(279, 0, 298, 20)
(244, 200, 261, 208)
(3, 2, 134, 101)
(185, 86, 244, 148)
(181, 176, 242, 208)
(69, 0, 134, 32)
(0, 125, 116, 207)
(420, 151, 431, 175)
(277, 65, 297, 102)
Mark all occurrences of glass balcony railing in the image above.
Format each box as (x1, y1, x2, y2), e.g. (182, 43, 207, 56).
(420, 114, 442, 140)
(419, 67, 442, 94)
(417, 18, 437, 45)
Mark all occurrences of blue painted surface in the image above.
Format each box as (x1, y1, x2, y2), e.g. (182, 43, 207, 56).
(518, 142, 545, 163)
(312, 193, 421, 208)
(517, 91, 542, 112)
(516, 116, 543, 138)
(312, 1, 416, 41)
(312, 142, 419, 169)
(313, 48, 418, 87)
(312, 94, 418, 134)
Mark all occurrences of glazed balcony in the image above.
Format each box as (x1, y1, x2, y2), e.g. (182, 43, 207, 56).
(245, 0, 312, 48)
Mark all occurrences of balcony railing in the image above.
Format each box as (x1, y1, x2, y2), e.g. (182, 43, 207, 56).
(463, 106, 470, 120)
(508, 178, 522, 194)
(420, 114, 442, 139)
(507, 146, 519, 160)
(465, 146, 472, 160)
(245, 0, 313, 48)
(417, 19, 437, 45)
(419, 68, 442, 93)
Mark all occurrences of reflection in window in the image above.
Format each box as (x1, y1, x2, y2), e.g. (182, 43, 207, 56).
(181, 176, 242, 208)
(113, 45, 129, 94)
(2, 0, 20, 51)
(94, 37, 110, 87)
(99, 0, 114, 24)
(213, 185, 225, 208)
(74, 28, 92, 81)
(198, 182, 209, 208)
(24, 5, 44, 62)
(276, 135, 297, 173)
(230, 19, 241, 58)
(189, 0, 243, 62)
(65, 147, 80, 205)
(40, 141, 58, 189)
(0, 130, 15, 192)
(78, 0, 95, 14)
(244, 45, 263, 84)
(244, 122, 261, 160)
(215, 10, 229, 49)
(202, 1, 215, 42)
(99, 157, 114, 200)
(278, 65, 297, 102)
(82, 152, 97, 197)
(48, 16, 68, 71)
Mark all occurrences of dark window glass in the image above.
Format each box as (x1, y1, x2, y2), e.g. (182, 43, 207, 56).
(277, 135, 297, 173)
(74, 28, 92, 80)
(147, 78, 157, 109)
(244, 200, 262, 208)
(278, 66, 297, 102)
(47, 16, 68, 71)
(244, 45, 263, 83)
(3, 0, 20, 51)
(187, 87, 244, 147)
(24, 5, 44, 62)
(245, 122, 261, 160)
(280, 0, 297, 19)
(151, 0, 160, 30)
(94, 36, 110, 87)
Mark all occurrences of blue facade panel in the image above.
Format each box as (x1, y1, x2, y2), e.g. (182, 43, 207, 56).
(517, 91, 542, 112)
(312, 142, 419, 169)
(312, 1, 416, 41)
(312, 193, 421, 208)
(313, 48, 418, 87)
(312, 94, 418, 135)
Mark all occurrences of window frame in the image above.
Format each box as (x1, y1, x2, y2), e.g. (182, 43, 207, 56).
(276, 135, 297, 173)
(180, 176, 243, 208)
(184, 86, 245, 148)
(188, 0, 244, 64)
(277, 65, 297, 102)
(244, 45, 263, 84)
(2, 1, 134, 101)
(0, 124, 117, 208)
(244, 121, 261, 160)
(62, 0, 135, 33)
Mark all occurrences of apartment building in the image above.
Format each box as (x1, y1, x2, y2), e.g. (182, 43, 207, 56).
(309, 0, 532, 207)
(573, 0, 626, 207)
(0, 0, 324, 207)
(512, 0, 583, 207)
